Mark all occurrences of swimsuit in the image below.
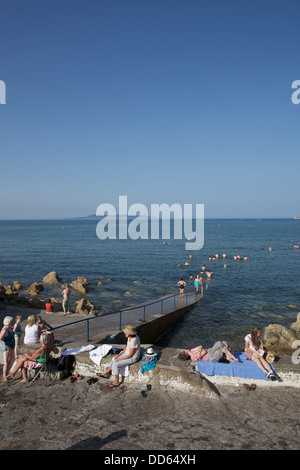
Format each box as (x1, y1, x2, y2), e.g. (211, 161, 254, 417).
(14, 324, 22, 339)
(1, 328, 15, 352)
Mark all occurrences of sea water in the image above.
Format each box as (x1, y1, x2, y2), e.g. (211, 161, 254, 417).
(0, 218, 299, 350)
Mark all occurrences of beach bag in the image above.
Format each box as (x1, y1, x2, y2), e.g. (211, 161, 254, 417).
(266, 352, 275, 363)
(57, 354, 76, 373)
(45, 330, 55, 344)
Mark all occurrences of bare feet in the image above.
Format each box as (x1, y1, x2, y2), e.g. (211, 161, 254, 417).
(228, 356, 238, 362)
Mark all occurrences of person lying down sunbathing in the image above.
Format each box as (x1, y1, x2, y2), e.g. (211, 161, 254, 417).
(178, 341, 238, 363)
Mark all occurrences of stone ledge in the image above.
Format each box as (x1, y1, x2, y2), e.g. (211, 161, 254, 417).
(16, 344, 300, 391)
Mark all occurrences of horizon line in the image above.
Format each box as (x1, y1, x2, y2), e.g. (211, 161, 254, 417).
(0, 216, 298, 221)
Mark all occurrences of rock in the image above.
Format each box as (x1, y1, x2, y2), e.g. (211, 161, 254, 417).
(11, 295, 45, 309)
(50, 297, 62, 305)
(4, 286, 14, 296)
(28, 297, 46, 309)
(12, 281, 25, 291)
(27, 282, 44, 296)
(43, 271, 60, 285)
(263, 324, 297, 355)
(291, 312, 300, 334)
(76, 298, 96, 315)
(0, 283, 6, 295)
(71, 277, 89, 295)
(124, 291, 132, 296)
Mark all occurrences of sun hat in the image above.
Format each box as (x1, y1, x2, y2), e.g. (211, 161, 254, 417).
(122, 325, 137, 336)
(145, 347, 157, 357)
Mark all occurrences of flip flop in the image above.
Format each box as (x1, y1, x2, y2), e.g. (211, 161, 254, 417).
(96, 373, 109, 379)
(108, 383, 120, 388)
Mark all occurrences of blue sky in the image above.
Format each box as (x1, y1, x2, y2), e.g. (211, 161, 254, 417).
(0, 0, 299, 219)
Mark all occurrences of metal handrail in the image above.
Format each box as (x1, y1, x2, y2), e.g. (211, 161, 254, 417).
(50, 286, 204, 342)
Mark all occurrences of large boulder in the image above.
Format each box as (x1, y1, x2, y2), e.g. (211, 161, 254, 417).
(76, 298, 96, 315)
(11, 295, 45, 309)
(263, 324, 297, 355)
(70, 277, 89, 295)
(4, 285, 14, 296)
(290, 312, 300, 335)
(12, 281, 25, 291)
(28, 282, 44, 296)
(43, 271, 60, 285)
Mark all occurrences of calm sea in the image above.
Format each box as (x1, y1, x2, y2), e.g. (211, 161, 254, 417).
(0, 218, 299, 351)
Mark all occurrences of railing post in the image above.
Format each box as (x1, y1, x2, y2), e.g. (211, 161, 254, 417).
(119, 311, 122, 330)
(161, 299, 163, 314)
(143, 305, 146, 322)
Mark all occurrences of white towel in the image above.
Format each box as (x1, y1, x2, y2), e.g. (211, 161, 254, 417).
(89, 344, 112, 366)
(90, 345, 129, 376)
(62, 344, 96, 356)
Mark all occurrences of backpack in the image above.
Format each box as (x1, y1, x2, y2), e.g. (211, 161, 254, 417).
(57, 354, 76, 373)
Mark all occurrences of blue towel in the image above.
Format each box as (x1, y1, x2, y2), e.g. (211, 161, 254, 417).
(196, 352, 275, 380)
(140, 357, 157, 374)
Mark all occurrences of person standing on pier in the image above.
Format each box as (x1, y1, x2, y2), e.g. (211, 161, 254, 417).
(62, 285, 71, 315)
(177, 278, 186, 296)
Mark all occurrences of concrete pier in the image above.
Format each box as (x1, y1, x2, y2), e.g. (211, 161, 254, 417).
(50, 291, 202, 346)
(1, 290, 203, 349)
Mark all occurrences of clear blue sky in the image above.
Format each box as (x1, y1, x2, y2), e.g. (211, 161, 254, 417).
(0, 0, 299, 219)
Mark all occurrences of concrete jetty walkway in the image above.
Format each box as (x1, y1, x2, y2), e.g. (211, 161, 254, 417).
(2, 290, 203, 349)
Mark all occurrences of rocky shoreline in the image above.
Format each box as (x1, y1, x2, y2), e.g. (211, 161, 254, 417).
(0, 271, 100, 315)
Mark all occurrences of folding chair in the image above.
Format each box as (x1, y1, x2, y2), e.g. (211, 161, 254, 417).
(26, 350, 50, 388)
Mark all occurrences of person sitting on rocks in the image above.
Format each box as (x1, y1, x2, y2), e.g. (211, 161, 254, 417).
(36, 315, 53, 333)
(6, 332, 59, 383)
(244, 326, 277, 380)
(45, 299, 54, 314)
(24, 314, 41, 345)
(178, 341, 238, 363)
(97, 325, 141, 388)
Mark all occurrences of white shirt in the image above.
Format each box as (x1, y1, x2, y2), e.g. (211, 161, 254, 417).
(24, 324, 40, 344)
(245, 333, 261, 352)
(125, 335, 141, 361)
